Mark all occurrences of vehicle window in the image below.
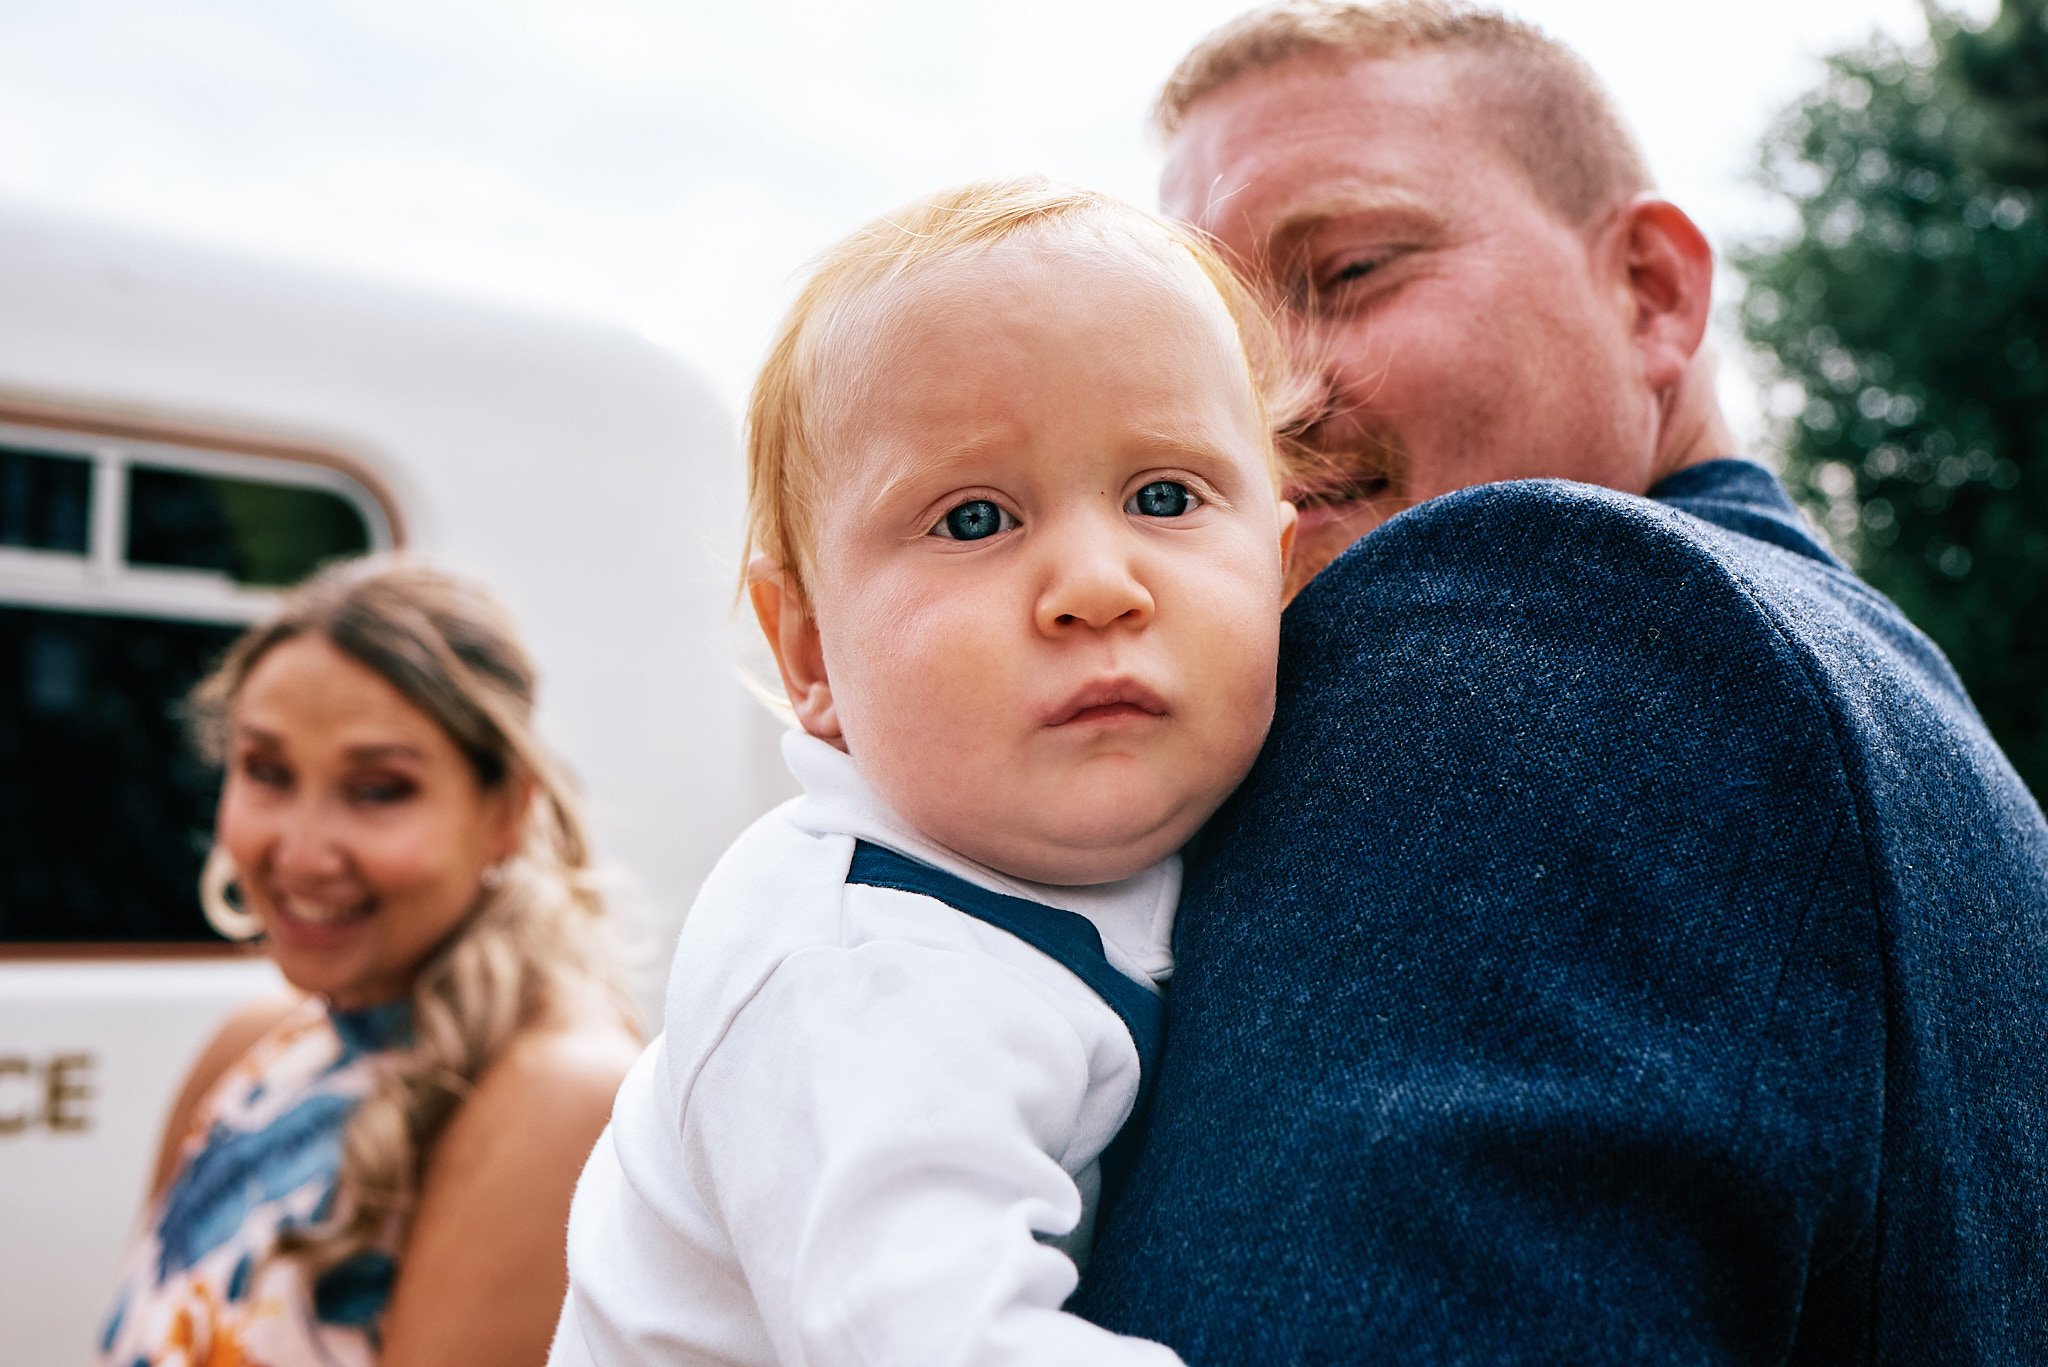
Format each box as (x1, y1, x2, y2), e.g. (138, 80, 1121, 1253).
(0, 427, 395, 948)
(0, 605, 238, 942)
(126, 464, 372, 586)
(0, 445, 91, 554)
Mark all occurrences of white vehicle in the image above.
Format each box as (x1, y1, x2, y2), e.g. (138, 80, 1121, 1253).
(0, 198, 785, 1360)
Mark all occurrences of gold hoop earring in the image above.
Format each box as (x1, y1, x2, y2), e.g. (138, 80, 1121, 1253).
(200, 846, 265, 942)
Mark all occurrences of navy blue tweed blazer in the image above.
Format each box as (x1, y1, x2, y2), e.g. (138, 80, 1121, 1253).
(1073, 460, 2048, 1364)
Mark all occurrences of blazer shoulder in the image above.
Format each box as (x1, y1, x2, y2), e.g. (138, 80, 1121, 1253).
(1303, 477, 1815, 614)
(1264, 477, 1868, 858)
(1287, 478, 1837, 694)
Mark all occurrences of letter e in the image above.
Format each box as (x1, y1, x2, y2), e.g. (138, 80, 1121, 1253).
(46, 1053, 94, 1132)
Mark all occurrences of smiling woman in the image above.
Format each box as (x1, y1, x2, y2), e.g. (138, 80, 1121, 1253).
(98, 557, 642, 1367)
(211, 633, 528, 1011)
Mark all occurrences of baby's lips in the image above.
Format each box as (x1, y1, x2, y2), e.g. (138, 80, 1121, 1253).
(1042, 677, 1171, 727)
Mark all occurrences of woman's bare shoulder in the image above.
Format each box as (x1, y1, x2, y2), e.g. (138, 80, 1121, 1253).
(483, 1000, 643, 1114)
(380, 1000, 640, 1365)
(209, 988, 309, 1055)
(442, 998, 641, 1165)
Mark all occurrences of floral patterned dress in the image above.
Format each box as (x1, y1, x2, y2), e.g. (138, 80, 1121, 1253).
(100, 998, 410, 1367)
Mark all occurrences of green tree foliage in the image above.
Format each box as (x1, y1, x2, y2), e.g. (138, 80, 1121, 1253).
(1738, 0, 2048, 797)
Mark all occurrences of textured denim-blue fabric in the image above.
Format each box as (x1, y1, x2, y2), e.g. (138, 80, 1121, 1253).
(1071, 461, 2048, 1364)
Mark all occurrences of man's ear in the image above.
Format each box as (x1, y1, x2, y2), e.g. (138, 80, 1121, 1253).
(747, 558, 842, 744)
(1609, 196, 1714, 393)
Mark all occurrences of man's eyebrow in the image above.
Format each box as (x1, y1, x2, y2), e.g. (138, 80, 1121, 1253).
(1260, 184, 1444, 259)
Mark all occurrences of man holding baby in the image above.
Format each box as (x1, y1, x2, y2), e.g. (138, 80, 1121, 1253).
(1075, 2, 2048, 1363)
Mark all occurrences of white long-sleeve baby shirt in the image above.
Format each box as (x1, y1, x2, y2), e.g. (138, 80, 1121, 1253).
(551, 731, 1186, 1367)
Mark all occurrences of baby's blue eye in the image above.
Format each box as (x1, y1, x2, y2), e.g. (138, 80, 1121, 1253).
(1128, 481, 1195, 518)
(934, 499, 1012, 541)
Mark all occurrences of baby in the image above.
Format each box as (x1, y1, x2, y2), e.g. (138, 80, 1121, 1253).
(552, 178, 1298, 1365)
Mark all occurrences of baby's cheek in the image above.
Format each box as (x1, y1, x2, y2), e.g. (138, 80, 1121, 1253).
(1209, 642, 1282, 768)
(864, 734, 997, 833)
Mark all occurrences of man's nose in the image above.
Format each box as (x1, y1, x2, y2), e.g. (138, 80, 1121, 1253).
(1034, 524, 1154, 634)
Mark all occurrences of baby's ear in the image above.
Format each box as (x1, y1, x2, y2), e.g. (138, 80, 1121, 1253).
(747, 560, 842, 743)
(1275, 499, 1302, 604)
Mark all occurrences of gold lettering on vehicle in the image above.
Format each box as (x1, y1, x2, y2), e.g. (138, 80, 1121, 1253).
(0, 1052, 97, 1134)
(0, 1057, 26, 1134)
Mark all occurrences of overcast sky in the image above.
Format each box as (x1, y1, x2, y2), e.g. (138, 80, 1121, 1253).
(0, 0, 1994, 436)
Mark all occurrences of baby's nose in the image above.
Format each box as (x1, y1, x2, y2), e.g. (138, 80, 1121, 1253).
(1036, 537, 1153, 632)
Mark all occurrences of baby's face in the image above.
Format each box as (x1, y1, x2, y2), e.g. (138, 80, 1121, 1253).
(798, 233, 1294, 885)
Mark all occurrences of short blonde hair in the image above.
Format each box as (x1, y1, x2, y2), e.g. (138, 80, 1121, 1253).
(744, 176, 1305, 601)
(1159, 1, 1652, 225)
